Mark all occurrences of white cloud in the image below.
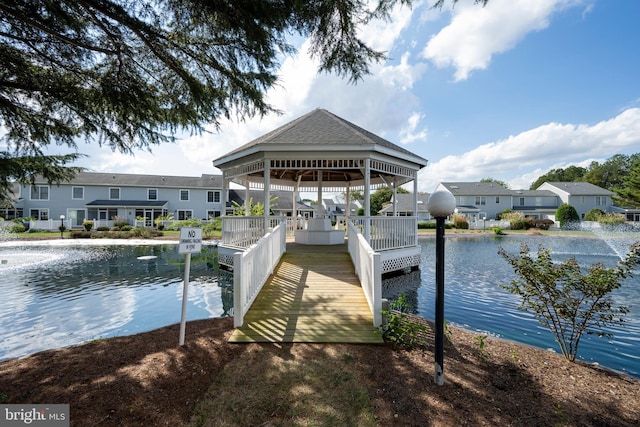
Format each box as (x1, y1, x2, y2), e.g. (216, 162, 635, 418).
(422, 0, 580, 81)
(358, 1, 415, 52)
(418, 108, 640, 192)
(45, 0, 426, 177)
(399, 112, 428, 144)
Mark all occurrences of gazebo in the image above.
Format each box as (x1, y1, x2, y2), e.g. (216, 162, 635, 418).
(213, 108, 428, 327)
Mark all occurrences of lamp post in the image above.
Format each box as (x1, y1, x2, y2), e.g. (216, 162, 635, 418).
(59, 214, 65, 239)
(426, 190, 456, 386)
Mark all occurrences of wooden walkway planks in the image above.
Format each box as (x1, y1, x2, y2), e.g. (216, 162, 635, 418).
(229, 243, 383, 344)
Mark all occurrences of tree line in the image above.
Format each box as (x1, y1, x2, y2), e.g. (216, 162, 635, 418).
(529, 153, 640, 207)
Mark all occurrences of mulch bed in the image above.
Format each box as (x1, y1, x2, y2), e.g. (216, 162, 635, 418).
(1, 317, 639, 426)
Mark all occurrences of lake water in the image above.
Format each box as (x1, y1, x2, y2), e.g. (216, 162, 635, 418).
(1, 235, 638, 378)
(385, 234, 640, 378)
(0, 243, 231, 360)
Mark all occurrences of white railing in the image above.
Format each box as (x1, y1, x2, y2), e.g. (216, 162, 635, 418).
(350, 216, 417, 252)
(347, 221, 382, 327)
(91, 220, 115, 229)
(222, 216, 285, 249)
(233, 222, 286, 327)
(22, 219, 69, 231)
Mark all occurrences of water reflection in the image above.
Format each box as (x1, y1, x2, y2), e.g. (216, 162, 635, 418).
(400, 234, 640, 378)
(0, 244, 228, 361)
(3, 235, 639, 378)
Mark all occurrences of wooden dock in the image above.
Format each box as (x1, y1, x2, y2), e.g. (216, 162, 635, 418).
(229, 243, 383, 344)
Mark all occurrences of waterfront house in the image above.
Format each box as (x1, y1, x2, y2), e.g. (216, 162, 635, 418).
(9, 172, 224, 229)
(378, 193, 432, 221)
(536, 182, 614, 219)
(511, 189, 560, 219)
(435, 182, 514, 221)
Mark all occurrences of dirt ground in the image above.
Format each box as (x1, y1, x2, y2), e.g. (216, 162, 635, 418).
(1, 316, 638, 426)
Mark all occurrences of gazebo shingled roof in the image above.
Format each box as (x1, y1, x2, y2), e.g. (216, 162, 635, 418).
(213, 108, 428, 192)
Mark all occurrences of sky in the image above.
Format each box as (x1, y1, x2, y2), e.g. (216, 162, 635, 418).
(41, 0, 640, 194)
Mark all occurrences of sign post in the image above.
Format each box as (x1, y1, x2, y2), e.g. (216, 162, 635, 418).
(178, 227, 202, 346)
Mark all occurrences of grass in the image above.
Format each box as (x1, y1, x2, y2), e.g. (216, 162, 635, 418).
(189, 346, 376, 427)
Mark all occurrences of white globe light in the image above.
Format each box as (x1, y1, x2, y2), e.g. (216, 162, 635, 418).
(427, 191, 456, 218)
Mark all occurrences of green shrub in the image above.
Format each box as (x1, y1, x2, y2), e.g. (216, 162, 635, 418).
(525, 218, 554, 230)
(130, 227, 164, 238)
(452, 213, 468, 229)
(379, 294, 429, 350)
(120, 225, 133, 231)
(83, 221, 94, 231)
(70, 231, 92, 239)
(499, 242, 640, 362)
(598, 213, 626, 228)
(501, 211, 527, 229)
(584, 208, 605, 222)
(167, 219, 203, 230)
(510, 219, 527, 230)
(417, 222, 436, 229)
(202, 222, 219, 238)
(556, 203, 580, 228)
(96, 226, 110, 231)
(11, 224, 25, 233)
(496, 209, 513, 221)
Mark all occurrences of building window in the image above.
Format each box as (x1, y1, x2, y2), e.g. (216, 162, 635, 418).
(29, 209, 49, 220)
(177, 210, 192, 220)
(30, 185, 49, 200)
(595, 196, 605, 206)
(580, 196, 586, 204)
(535, 197, 542, 206)
(519, 197, 525, 206)
(180, 189, 189, 201)
(495, 196, 500, 204)
(475, 196, 486, 206)
(207, 210, 221, 219)
(207, 190, 221, 203)
(148, 188, 158, 200)
(109, 188, 120, 200)
(72, 186, 84, 200)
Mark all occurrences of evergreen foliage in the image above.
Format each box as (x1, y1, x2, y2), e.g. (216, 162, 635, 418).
(1, 0, 435, 201)
(529, 153, 640, 208)
(529, 166, 587, 190)
(613, 160, 640, 207)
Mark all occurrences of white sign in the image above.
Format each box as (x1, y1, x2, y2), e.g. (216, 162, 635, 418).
(178, 227, 202, 254)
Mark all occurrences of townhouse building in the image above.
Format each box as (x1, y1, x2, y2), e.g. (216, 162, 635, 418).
(9, 172, 224, 229)
(435, 182, 514, 221)
(378, 193, 432, 221)
(436, 181, 616, 221)
(3, 172, 624, 231)
(537, 182, 614, 219)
